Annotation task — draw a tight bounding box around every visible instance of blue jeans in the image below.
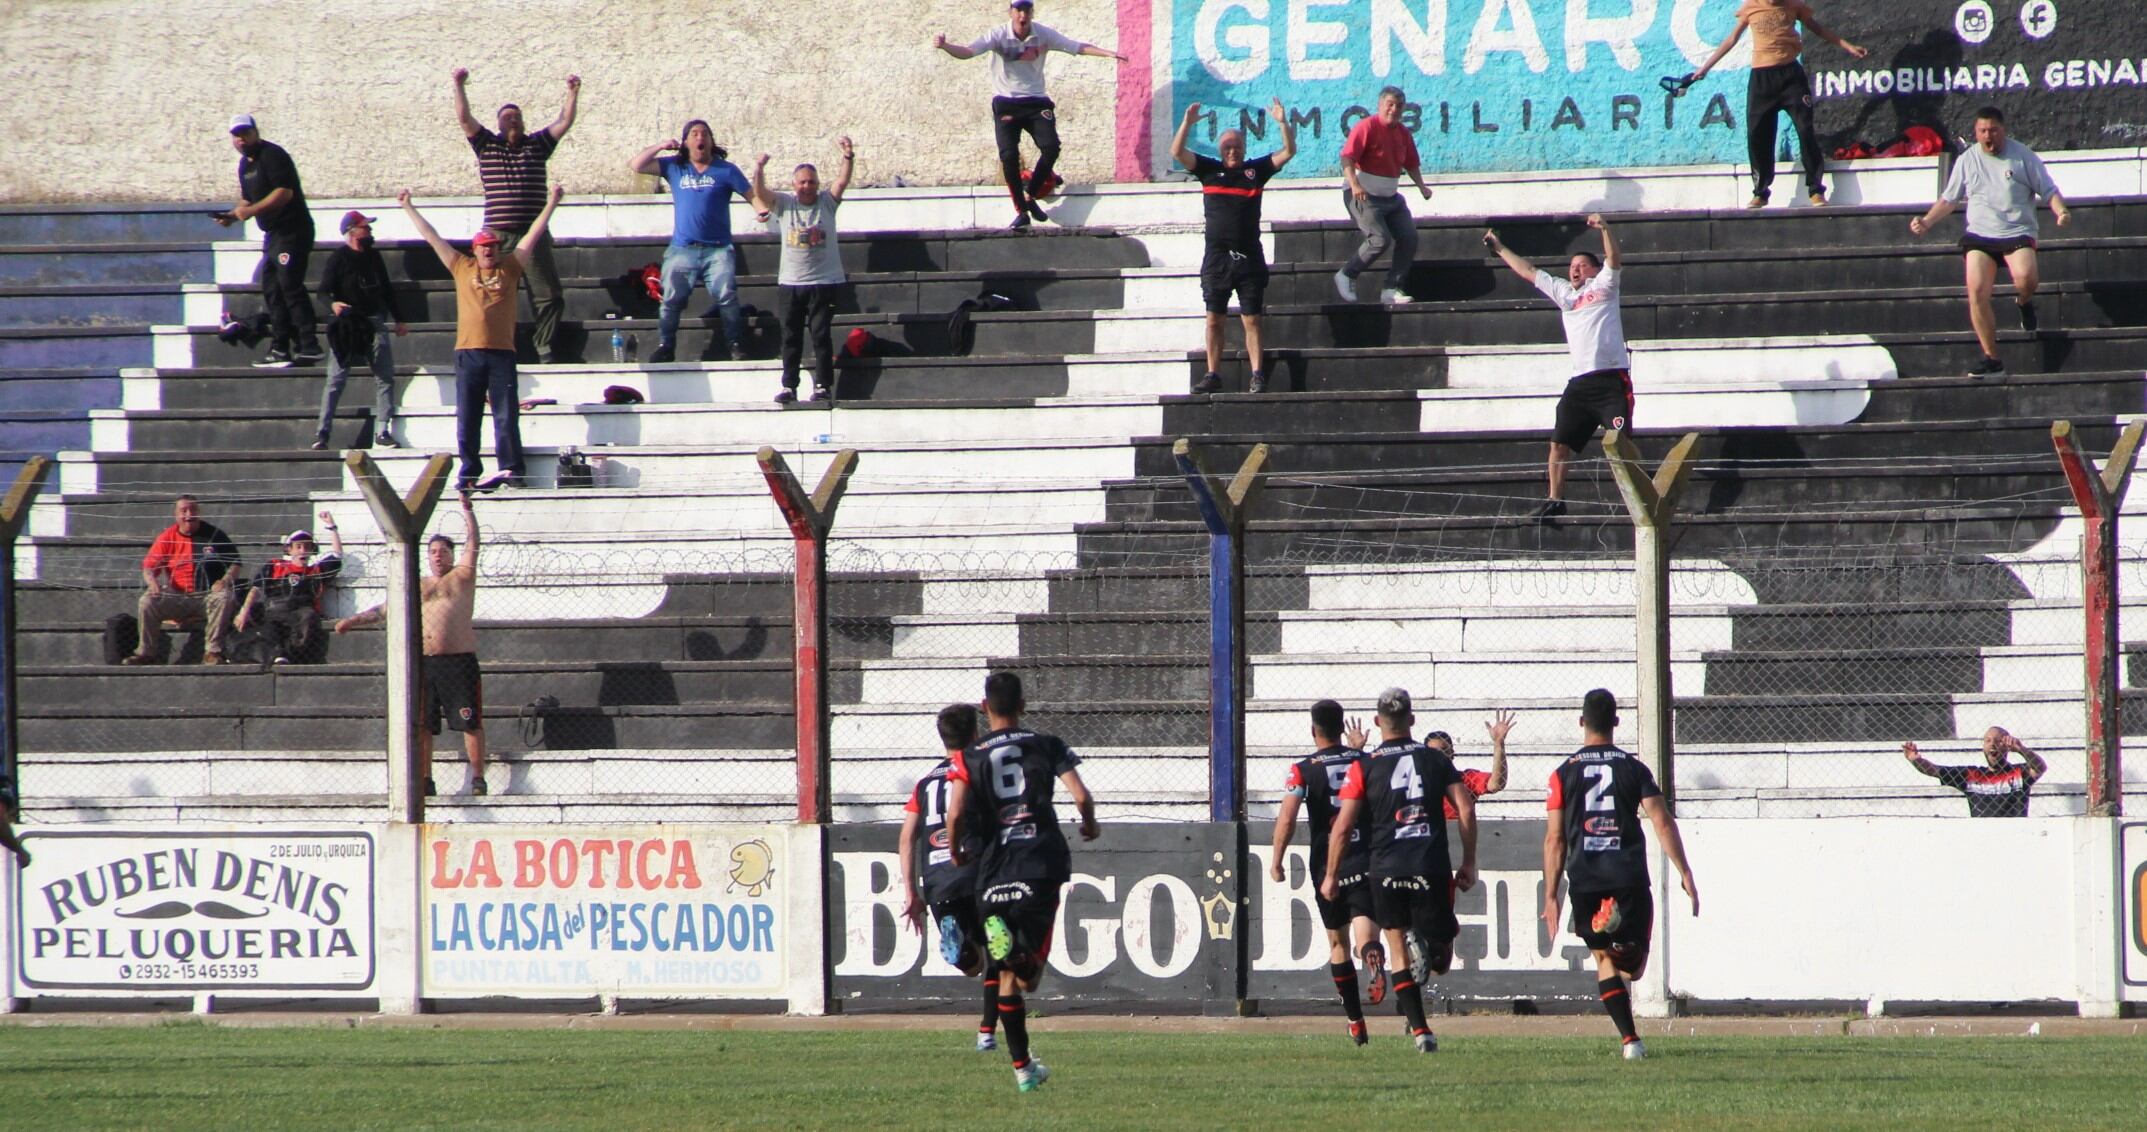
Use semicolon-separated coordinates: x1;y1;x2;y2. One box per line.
453;348;523;484
657;242;744;350
319;327;396;438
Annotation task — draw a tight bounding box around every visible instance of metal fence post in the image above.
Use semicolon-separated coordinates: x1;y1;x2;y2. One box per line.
2051;419;2142;818
345;451;453;824
759;447;857;825
1174;438;1268;823
0;457;53;809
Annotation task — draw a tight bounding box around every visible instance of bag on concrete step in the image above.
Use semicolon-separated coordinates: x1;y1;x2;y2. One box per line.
102;613;139;666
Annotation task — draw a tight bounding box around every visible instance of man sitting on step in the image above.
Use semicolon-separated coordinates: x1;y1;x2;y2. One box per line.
1485;215;1631;525
233;513;344;665
123;495;241;666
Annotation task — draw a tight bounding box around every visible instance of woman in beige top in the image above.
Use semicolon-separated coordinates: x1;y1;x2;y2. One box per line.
1687;1;1869;208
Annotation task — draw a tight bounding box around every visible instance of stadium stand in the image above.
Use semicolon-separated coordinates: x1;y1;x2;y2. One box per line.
4;183;2145;827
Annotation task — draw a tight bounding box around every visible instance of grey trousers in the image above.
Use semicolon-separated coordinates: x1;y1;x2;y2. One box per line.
1341;188;1418;294
494;227;565;358
319;327;396;439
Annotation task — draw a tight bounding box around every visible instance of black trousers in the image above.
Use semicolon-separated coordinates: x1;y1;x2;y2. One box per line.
260;225;320;352
992;97;1061;203
781;284;840;391
263;605;322;663
1747;62;1823;198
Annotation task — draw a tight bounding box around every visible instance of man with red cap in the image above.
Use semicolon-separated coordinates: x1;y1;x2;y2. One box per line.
400;184;564;491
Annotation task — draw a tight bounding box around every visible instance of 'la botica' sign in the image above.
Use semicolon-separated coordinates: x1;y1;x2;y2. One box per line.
14;829;375;993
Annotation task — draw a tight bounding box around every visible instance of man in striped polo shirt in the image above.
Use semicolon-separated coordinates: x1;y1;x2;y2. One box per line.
453;68;580;363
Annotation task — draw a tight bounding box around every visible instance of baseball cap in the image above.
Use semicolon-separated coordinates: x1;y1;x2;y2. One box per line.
471;229;503;248
284;529;315;545
1010;0;1033;8
1377;687;1412;717
228;113;257;135
339;210;376;234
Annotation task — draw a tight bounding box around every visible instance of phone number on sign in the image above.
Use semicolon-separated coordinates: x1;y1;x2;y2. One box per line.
117;963;263;981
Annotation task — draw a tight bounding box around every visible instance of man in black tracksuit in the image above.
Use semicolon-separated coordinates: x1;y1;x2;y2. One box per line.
220;114;321;366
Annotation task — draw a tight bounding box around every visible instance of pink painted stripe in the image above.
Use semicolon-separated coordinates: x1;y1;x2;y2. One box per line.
1114;0;1153;182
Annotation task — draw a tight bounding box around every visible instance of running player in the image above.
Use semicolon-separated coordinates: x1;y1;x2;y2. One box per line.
1319;687;1478;1053
898;703;1001;1052
1269;699;1381;1045
947;672;1100;1092
1541;689;1700;1060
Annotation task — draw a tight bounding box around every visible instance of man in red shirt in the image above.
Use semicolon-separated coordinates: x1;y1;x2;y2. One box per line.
1336;87;1433;306
1431;710;1514;819
124;495;241;665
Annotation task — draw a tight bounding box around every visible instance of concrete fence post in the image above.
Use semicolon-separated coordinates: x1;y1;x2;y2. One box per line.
2051;418;2142;818
759;447;857;825
344;452;453;824
1601;429;1700;1019
1174;438;1268;823
0;457;51;1017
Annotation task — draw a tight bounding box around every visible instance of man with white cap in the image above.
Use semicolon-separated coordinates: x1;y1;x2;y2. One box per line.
218;114;321;368
399;183;564;491
315;210;407;450
234;512;344;664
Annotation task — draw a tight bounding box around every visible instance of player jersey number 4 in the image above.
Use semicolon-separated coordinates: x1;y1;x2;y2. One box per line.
1341;741;1463;879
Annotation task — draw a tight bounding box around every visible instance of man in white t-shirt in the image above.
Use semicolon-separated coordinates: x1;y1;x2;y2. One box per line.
752;138;854;404
1909;106;2071;379
932;0;1125;230
1485;215;1630;524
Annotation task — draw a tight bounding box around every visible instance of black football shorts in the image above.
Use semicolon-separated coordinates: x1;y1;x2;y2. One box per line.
1553;368;1634;453
1570;886;1654;967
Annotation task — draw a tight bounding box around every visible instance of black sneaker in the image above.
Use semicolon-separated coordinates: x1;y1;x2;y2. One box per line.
774;388;797;404
292;347;324;365
2017;301;2039;332
253;348;294;368
1533;498;1568;525
1024;200;1050;224
470;777;489;797
729;342;750;362
309;432;328;451
1191;372;1222;394
375;431;398;449
423;776;437;797
1967;355;2006;379
811;385;832;403
647;343;676;364
1248;370;1268;394
1009;213;1032;230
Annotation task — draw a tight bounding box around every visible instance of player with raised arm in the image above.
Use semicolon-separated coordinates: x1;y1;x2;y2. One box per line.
1270;699;1382;1045
1430;710;1514;819
897;703;1003;1052
946;672;1099;1092
1902;726;2047;817
1541;689;1699;1060
1319;688;1477;1053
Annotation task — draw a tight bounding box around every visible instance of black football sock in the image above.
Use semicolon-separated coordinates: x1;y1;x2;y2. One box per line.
1000;993;1031;1066
1329;961;1364;1022
1392;975;1430;1035
980;973;1001;1034
1599;976;1638;1042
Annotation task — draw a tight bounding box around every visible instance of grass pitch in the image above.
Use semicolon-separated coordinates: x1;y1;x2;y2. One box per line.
0;1022;2142;1130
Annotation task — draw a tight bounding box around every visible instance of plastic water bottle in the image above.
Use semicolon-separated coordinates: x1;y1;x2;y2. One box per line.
610;328;626;364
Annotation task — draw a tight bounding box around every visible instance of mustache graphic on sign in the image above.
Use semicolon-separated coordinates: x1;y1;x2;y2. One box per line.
115;900;269;920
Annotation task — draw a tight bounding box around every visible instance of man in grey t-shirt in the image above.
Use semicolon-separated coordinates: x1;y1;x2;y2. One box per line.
751;138;853;404
1909;106;2072;379
933;0;1125;230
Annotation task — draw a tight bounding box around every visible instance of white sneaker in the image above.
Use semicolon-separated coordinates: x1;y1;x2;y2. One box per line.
976;1031;997;1052
1015;1059;1051;1092
1623;1038;1647;1060
1413;1031;1439;1053
1333;270;1357;301
1380;288;1408;307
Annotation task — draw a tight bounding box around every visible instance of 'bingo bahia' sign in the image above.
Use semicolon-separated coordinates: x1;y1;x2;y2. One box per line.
15;829;375;993
423;825;789;998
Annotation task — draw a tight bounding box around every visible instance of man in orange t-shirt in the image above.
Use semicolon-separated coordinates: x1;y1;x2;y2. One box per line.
399;183;563;491
1335;86;1433;307
1686;1;1869;208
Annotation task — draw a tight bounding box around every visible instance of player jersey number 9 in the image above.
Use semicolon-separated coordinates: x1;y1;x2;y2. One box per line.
990;747;1027;800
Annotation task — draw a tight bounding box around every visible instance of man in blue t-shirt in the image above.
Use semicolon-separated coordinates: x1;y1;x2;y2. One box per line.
630;120;754;363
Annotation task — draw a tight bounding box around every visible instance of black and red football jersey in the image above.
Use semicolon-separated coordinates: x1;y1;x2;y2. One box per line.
949;727;1083;886
1935;763;2034;817
1547;744;1662;893
904;758;982;904
1285;746;1369;883
1338;739;1464;881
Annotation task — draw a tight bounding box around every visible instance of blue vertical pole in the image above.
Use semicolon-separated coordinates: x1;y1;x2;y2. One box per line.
1177;447;1241;823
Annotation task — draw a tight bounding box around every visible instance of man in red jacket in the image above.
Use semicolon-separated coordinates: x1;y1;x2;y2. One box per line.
1335;86;1433;306
124;495;241;665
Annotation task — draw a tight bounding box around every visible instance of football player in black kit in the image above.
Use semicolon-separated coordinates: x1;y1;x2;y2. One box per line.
1541;689;1700;1060
1270;699;1383;1044
1319;687;1478;1053
947;672;1099;1093
897;703;1002;1053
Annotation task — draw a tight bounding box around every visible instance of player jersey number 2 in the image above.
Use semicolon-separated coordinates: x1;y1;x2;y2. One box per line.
989;748;1027;800
1582;764;1614;811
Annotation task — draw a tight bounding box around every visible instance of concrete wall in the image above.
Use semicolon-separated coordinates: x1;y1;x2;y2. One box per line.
0;0;1130;203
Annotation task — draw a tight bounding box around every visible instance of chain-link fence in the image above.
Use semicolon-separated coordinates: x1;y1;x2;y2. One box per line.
10;477;389;816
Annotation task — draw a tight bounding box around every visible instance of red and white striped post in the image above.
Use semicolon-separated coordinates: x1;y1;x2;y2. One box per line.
2051;419;2142;818
759;447;857;825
